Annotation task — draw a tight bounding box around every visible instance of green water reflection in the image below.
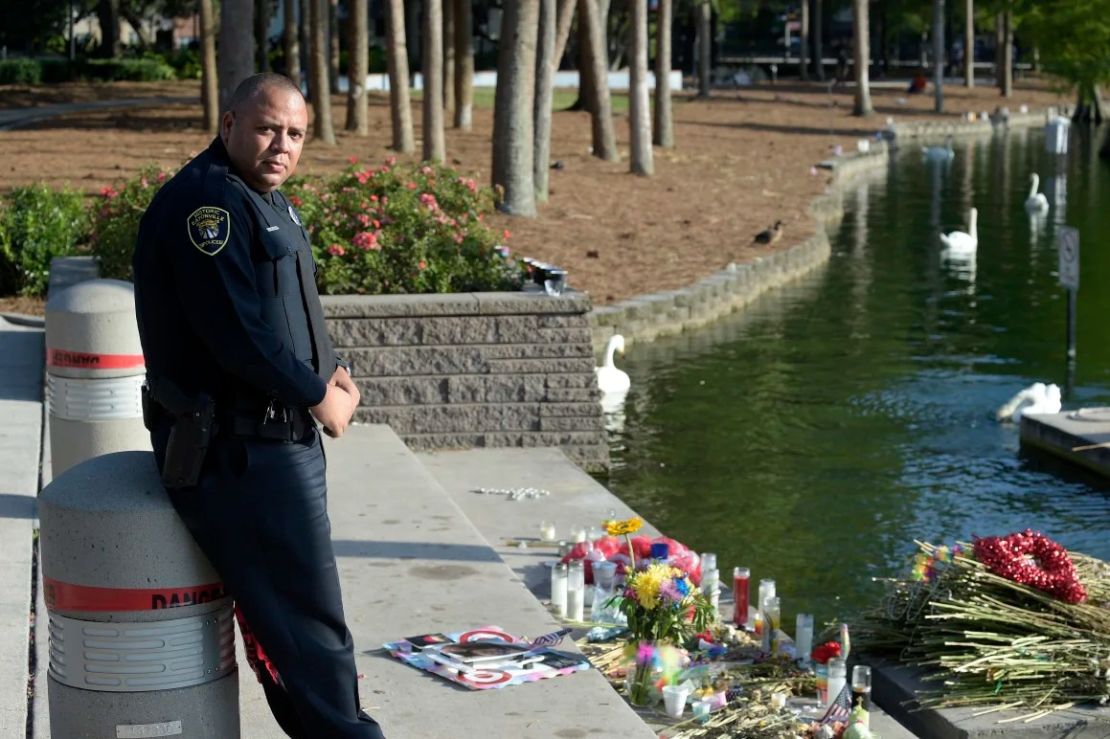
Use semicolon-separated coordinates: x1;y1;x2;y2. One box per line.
602;125;1110;627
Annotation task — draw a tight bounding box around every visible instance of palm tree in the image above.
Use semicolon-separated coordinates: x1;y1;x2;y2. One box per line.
629;0;652;174
492;0;539;216
534;0;556;201
423;0;447;162
653;0;674;147
799;0;809;80
813;0;824;80
255;0;271;72
453;0;474;129
852;0;872;116
552;0;578;70
200;0;218;132
217;0;254;113
309;0;336;143
964;0;974;87
346;0;368;134
328;0;340;94
283;0;301;89
444;0;455;115
1000;8;1013;97
934;0;945;112
385;0;415;152
578;0;617;160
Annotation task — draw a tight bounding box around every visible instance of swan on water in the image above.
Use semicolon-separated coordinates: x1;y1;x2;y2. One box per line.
922;136;955;162
1024;173;1050;215
939;207;978;254
996;382;1062;423
596;334;631;395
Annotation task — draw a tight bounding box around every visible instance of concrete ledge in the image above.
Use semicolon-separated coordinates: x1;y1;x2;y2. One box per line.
1020;410;1110;479
872;660;1110;738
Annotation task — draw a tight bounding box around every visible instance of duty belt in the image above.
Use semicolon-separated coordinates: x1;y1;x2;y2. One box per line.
223;401;313;442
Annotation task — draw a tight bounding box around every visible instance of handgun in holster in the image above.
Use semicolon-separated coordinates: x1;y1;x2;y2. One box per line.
142;377;216;490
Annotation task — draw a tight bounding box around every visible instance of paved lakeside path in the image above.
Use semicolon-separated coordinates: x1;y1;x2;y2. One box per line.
0;96;196;131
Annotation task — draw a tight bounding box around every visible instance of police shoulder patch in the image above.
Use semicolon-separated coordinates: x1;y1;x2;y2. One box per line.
187;206;231;256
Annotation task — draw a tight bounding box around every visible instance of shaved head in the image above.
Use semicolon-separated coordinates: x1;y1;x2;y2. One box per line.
227;73;304;115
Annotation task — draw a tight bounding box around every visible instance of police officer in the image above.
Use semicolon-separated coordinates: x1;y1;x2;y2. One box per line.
133;73;385;738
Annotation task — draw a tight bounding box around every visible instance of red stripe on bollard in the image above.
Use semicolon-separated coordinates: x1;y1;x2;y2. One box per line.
43;577;227;611
46;348;145;370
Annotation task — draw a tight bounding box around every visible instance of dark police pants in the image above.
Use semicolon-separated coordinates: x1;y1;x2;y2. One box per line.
154;425;385;739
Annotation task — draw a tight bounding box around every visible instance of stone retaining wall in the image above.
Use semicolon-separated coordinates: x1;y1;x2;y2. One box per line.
322;292;608;472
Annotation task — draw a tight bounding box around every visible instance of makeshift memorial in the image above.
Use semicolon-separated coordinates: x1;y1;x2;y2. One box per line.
561;533;702;585
383;626;589;690
855;534;1110;718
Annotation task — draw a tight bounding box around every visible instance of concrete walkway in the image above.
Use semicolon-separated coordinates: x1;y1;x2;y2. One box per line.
0;317;44;735
0;96;196;131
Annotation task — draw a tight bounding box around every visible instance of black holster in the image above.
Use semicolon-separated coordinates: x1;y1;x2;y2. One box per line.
143;377;216;490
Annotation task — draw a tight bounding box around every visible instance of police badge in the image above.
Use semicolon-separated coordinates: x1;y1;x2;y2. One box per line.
288;204;302;226
187;206;231;255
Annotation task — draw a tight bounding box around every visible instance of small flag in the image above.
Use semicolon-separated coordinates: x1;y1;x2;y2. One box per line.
820;683;853;725
529;628;571;648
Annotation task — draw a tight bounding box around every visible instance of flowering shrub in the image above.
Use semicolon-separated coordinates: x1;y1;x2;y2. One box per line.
286;158;521;295
0;184;89;296
89;167;172;281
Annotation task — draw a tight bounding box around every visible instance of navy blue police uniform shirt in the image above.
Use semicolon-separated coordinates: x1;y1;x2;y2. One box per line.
133;136;334;411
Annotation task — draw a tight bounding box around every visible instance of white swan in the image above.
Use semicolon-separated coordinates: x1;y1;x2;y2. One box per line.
596;335;630;395
996;382;1062;423
922;136;955;162
939;207;978;254
1024;173;1049;215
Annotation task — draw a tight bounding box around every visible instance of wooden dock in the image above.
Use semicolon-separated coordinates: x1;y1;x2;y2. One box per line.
1020;409;1110;479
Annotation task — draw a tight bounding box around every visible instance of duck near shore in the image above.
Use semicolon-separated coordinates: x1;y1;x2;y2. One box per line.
753;220;784;245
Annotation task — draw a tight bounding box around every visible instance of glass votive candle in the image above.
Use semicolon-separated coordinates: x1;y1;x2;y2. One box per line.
550;562;568;617
795;613;814;667
852;665;872;718
557;540;572;558
539;520;556;542
567;560;585;621
762;596;781;655
691;698;712;724
701;552;717;572
571;526;587;543
826;657;847;709
543;269;567;296
732;567;750;628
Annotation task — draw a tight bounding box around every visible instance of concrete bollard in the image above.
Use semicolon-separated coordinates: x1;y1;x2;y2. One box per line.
1045;115;1070;155
45;279;150;477
40;451;239;738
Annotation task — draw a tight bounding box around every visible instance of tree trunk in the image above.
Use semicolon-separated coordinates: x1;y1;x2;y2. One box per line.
852;0;872;116
122;8;154;49
799;0;809;81
964;0;973;87
1000;9;1012;98
283;0;301;88
933;0;944;113
994;12;1003;89
96;0;121;58
255;0;271;72
629;0;652;174
346;0;368;133
579;0;617;159
444;0;455;115
534;0;556;202
310;0;336;144
552;0;577;71
572;6;596;113
328;0;340;94
218;0;255;113
453;0;474;129
812;0;824;80
653;0;673;148
200;0;219;132
492;0;539;216
299;0;310;91
696;1;710;96
423;0;446;162
386;0;415;152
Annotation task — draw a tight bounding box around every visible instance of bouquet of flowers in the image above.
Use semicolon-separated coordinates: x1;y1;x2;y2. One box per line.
609;562;714;705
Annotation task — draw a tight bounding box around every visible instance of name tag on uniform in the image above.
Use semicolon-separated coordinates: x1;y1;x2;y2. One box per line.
266;225;280;232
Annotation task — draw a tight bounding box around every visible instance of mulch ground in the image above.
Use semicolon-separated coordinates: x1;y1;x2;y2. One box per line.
0;77;1069;315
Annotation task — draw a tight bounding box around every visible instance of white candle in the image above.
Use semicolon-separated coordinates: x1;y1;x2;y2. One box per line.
540;521;556;542
551;563;568;617
567;561;585;621
795;613;814;667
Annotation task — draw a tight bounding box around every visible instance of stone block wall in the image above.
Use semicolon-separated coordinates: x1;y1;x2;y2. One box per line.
322;292;608;472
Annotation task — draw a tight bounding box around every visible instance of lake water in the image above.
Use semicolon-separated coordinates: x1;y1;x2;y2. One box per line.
601;124;1110;626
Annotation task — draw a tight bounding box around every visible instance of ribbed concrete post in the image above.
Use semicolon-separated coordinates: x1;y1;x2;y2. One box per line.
45;279;150;476
40;451;239;738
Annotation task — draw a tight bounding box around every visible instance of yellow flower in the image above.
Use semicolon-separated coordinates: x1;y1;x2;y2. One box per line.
606;516;643;537
632;563;677;610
